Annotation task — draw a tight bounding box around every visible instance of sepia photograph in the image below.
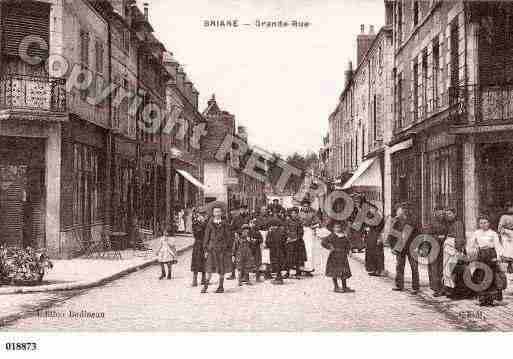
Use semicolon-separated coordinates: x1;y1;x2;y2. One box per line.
1;0;513;355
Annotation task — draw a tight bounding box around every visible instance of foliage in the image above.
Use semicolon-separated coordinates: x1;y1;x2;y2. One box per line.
0;246;53;286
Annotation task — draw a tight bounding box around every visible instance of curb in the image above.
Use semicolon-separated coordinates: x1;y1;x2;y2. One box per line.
0;244;194;296
350;250;496;330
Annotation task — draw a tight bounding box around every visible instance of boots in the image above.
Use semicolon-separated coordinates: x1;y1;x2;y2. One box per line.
200;273;207;285
192;272;199;287
159;264;166;280
216;277;225;293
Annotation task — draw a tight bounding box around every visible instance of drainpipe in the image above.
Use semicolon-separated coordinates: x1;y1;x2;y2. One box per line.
105;8;113;234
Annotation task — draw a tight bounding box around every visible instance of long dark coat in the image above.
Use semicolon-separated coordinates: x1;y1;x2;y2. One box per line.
233;236;255;271
285;218;306;267
191;219;206;272
203;219;233;275
249;228;263;267
265;227;287;273
364;219;385;273
321;233;352;279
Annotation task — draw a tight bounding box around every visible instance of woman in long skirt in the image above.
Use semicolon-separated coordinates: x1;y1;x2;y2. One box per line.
469;215;505;306
191;209;207;287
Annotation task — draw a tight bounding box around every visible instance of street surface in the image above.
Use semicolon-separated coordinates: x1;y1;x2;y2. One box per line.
3;239;470;331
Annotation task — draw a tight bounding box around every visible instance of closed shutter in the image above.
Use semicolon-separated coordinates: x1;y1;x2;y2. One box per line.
1;1;50;59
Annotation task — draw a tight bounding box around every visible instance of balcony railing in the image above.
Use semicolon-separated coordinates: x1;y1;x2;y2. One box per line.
394;88;465;134
0;74;66;113
449;84;513;124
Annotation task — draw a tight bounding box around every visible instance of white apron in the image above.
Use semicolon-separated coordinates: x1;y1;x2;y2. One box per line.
442;237;458;289
301;227;316;272
260;230;270;265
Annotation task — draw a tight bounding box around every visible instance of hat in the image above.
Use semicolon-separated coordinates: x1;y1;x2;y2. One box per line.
240;224;250;230
290;207;299;213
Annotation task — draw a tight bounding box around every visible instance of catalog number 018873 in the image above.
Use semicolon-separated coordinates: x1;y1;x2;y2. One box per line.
5;342;38;351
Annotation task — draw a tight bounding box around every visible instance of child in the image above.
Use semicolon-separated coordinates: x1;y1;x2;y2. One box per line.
321;220;354;293
233;224;256;286
156;228;178;280
265;219;287;285
248;219;264;282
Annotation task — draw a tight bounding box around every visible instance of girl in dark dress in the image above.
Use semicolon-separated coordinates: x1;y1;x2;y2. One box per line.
248;219;264;282
233;224;256;286
321;220;354;293
191;209;207;287
265;219;287;285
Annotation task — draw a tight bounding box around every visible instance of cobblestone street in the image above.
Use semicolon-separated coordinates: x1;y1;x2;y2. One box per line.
3;239;473;331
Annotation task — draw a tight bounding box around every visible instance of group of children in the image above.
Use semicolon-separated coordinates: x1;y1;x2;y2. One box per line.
156;204;356;295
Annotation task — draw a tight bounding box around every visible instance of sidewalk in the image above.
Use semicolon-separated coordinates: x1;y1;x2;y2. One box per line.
0;234;194;295
351;248;513;331
0;234;194;327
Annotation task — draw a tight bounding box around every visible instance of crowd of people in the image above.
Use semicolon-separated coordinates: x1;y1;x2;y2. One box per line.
188;199;321;293
157;194;513;306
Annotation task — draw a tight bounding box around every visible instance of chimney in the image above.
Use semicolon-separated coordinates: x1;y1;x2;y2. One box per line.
356;24;377;65
344;61;353;88
184;75;193;102
192;87;199;109
163;51;178;83
237;126;248;141
385;1;394;26
143;2;149;21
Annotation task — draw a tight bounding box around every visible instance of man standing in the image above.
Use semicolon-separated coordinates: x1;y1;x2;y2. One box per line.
298;199;318;276
425;207;447;297
202;206;233;293
363;199;385;277
387;202;420;294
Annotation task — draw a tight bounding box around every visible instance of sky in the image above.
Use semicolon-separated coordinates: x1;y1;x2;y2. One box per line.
139;0;384;157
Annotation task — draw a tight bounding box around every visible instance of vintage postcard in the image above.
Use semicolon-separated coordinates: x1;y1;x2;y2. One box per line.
1;0;513;354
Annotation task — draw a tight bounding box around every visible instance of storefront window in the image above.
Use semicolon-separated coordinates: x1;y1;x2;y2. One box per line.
72;143;105;227
425;146;460;223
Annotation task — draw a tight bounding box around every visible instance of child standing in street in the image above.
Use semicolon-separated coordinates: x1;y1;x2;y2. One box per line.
156;228;178;280
265;218;287;285
233;224;256;286
321;220;354;293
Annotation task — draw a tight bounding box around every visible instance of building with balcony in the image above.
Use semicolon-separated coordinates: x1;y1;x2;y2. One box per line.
391;1;513;233
0;0;206;257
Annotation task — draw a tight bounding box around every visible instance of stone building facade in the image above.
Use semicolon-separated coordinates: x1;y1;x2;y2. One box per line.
328;20;394;214
0;0;204;257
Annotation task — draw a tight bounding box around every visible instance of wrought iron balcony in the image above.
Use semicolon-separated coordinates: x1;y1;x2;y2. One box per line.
0;74;67;113
449;84;513;124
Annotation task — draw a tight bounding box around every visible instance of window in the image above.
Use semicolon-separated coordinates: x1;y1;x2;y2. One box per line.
422;50;428;117
73;143;105;226
123;30;130;53
80;30;90;67
426;146;459;222
95;41;104;73
413;1;419;27
396;1;403;44
395;71;403;131
413;61;419;122
432;39;440;109
373;95;378;140
450;22;459;87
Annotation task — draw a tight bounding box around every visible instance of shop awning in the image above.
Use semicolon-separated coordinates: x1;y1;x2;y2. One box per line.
342;157;381;190
176;169;206;190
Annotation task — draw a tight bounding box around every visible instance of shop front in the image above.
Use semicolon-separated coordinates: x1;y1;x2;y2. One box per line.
420;131;463;227
390;137;421;223
342;155;384;211
0;137;46;249
476;138;513;228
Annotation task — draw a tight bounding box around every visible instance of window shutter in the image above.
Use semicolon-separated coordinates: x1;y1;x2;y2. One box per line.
1;1;50;59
